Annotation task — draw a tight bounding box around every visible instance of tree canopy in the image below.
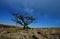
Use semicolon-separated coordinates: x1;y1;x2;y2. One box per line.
12;13;36;29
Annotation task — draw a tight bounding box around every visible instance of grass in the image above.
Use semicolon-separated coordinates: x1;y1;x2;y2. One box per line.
0;36;10;39
10;29;20;33
10;28;27;33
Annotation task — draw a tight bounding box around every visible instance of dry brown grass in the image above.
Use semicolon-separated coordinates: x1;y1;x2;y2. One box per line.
0;24;60;35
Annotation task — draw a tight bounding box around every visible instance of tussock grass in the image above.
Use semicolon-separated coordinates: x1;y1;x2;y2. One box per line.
0;36;10;39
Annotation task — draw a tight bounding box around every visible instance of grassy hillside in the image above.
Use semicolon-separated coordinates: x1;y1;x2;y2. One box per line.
0;24;60;39
0;24;22;28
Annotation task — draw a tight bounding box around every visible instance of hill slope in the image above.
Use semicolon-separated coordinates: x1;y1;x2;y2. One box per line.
0;24;60;39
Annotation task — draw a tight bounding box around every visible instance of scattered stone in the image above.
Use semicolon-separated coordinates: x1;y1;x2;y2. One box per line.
37;32;41;34
32;35;38;39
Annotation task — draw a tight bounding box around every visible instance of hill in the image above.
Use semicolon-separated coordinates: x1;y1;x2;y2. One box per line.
0;24;60;39
0;24;22;28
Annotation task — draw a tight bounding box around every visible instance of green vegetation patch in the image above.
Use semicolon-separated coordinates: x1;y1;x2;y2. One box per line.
0;36;10;39
10;29;20;33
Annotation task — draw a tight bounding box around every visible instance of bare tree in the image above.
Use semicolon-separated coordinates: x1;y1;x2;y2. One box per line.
12;13;36;29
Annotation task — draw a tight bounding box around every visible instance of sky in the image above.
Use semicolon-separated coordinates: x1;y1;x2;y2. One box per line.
0;0;60;28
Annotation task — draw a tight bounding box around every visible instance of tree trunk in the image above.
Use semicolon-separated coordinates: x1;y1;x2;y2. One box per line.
23;26;30;29
23;26;28;29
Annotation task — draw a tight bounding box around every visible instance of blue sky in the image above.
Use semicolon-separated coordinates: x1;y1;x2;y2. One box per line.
0;0;60;28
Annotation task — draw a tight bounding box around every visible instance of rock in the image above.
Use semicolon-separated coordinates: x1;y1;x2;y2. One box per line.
37;32;41;34
32;35;38;39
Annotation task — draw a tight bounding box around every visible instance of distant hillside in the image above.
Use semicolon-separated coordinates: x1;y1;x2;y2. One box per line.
0;24;22;28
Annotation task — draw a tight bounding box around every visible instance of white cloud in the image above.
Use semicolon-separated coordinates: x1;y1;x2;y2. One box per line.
23;8;34;14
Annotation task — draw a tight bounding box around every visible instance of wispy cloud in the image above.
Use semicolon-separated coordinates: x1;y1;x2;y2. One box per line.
0;0;60;27
23;8;34;14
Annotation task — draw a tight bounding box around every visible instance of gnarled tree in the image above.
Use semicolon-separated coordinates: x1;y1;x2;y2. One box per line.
12;13;36;29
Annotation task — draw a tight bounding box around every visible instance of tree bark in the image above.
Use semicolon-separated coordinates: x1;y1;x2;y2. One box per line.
23;26;27;29
23;26;30;29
